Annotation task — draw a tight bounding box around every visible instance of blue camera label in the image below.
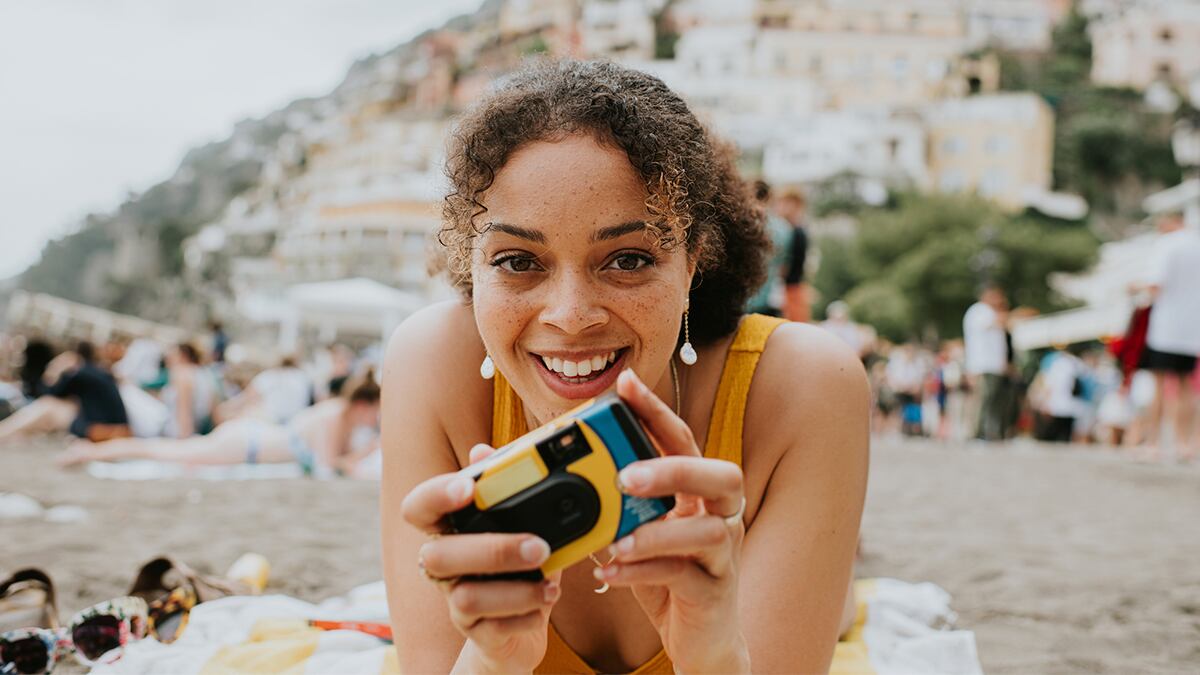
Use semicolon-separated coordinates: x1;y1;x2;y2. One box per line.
581;404;672;538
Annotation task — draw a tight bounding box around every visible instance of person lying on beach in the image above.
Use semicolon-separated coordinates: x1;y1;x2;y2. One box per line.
58;369;380;478
380;59;869;674
0;341;131;444
213;356;313;425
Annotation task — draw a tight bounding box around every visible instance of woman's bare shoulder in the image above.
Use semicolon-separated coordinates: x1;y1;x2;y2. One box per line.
382;300;490;452
747;322;870;453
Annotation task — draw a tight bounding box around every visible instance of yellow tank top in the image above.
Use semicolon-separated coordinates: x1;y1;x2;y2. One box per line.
490;314;786;674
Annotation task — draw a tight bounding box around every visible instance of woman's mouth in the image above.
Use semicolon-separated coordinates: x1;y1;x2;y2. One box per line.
529;348;630;399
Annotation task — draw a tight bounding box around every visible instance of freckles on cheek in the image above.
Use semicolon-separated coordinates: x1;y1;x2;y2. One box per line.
474;288;536;354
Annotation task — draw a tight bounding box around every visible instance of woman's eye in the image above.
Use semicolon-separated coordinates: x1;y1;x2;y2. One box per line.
607;253;653;271
491;254;541;273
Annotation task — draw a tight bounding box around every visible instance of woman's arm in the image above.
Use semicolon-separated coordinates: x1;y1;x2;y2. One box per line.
381;308;472;673
739;325;870;672
383;303;561;673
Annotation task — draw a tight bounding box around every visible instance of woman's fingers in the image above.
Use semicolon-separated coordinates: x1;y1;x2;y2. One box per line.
400;472;476;533
448;580;559;625
469;443;497;465
464;610;546;652
617;369;701;458
593;556;695;587
604;515;738;577
420;533;550;578
618;456;744;520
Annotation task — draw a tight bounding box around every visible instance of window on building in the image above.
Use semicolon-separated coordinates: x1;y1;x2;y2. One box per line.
941;136;965;155
939;169;966;192
892;57;909;78
980;168;1009;197
1160;28;1173;42
984;134;1010;155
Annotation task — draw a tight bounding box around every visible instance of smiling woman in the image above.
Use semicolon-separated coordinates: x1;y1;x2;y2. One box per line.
380;58;870;674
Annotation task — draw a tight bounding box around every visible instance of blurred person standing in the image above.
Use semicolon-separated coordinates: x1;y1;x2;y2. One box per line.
1137;212;1200;459
938;341;970;441
777;187;812;323
886;343;927;437
746;180;792;317
820;300;868;359
1033;345;1088;443
210;321;229;364
963;284;1009;441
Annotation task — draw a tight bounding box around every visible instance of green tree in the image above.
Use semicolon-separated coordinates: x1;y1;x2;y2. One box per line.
815;193;1099;342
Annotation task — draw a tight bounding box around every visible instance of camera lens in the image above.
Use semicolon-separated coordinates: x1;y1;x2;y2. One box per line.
558;497;575;514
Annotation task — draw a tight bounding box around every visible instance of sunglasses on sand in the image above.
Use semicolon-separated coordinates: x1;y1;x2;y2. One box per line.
0;597;147;675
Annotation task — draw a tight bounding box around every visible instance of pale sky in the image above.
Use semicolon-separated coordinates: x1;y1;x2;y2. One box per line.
0;0;484;280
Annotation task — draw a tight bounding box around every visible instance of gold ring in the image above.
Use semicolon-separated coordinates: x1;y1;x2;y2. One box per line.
721;497;746;528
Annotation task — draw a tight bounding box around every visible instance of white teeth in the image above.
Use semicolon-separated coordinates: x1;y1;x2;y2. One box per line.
538;350;623;380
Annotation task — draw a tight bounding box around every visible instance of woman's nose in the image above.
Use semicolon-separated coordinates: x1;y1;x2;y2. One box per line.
538;272;607;335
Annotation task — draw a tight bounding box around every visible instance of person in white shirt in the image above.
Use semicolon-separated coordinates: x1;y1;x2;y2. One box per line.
1138;213;1200;459
215;357;314;425
819;301;867;358
963;284;1010;441
1035;347;1089;443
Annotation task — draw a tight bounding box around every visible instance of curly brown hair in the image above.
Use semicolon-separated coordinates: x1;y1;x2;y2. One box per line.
438;58;768;346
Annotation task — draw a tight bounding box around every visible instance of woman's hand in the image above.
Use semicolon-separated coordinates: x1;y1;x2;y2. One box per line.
400;444;562;674
598;369;751;674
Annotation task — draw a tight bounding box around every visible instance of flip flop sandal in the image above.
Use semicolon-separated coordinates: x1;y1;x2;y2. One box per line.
0;570;58;634
127;556;266;644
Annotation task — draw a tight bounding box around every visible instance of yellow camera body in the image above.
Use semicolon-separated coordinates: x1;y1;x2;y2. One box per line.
448;393;674;578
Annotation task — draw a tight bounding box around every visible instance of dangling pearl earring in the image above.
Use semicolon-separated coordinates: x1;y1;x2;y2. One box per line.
480;354;495;379
679;309;697;365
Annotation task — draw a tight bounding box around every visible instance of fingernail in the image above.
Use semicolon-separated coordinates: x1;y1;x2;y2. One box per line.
594;564;617;580
543;581;560;603
521;538;550;563
618;466;649;492
448;477;474;502
616;536;635;555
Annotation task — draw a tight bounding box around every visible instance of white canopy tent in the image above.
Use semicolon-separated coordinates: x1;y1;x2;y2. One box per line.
280;277;427;349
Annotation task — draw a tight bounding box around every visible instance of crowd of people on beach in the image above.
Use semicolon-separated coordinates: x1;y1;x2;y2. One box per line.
748;188;1200;461
0;327;382;478
2;183;1196;470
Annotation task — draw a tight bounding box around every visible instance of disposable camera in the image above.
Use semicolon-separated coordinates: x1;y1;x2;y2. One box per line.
448;393;675;579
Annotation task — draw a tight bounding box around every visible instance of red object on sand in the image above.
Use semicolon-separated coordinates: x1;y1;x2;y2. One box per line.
308;620;393;642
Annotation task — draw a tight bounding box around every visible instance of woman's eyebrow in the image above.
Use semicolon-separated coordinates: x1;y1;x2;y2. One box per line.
482;222;546;244
591;221;647;242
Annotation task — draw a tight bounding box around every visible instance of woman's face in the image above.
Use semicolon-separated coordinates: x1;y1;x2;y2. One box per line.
471;133;693;424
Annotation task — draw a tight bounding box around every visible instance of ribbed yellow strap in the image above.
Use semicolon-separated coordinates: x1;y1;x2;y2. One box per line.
491;369;527;447
701;314;787;464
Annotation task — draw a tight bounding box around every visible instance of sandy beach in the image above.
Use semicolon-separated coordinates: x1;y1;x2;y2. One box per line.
2;437;1198;673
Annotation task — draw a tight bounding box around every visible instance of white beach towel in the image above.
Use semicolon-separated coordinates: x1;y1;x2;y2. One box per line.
91;578;981;675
